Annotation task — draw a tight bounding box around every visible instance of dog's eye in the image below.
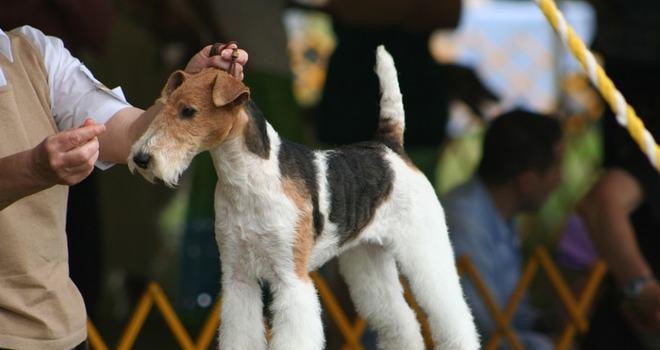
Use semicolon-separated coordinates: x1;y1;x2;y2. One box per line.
180;106;197;118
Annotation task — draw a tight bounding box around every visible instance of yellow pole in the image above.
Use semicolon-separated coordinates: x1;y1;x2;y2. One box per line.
535;0;660;171
116;284;155;350
196;298;221;350
87;320;109;350
150;283;196;350
536;247;588;332
311;272;366;350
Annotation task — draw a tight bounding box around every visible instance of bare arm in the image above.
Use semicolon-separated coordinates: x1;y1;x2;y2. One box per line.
578;168;660;329
97;104;161;164
0;149;50;210
578;168;648;285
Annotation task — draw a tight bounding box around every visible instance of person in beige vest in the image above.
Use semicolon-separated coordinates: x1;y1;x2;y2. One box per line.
0;25;247;350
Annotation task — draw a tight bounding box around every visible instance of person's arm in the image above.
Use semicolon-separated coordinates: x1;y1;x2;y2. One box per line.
578;168;660;329
0;119;105;210
98;43;249;164
20;25;248;165
578;168;649;286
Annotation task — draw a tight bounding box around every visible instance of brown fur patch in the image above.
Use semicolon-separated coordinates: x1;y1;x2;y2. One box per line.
152;69;250;154
378;118;404;147
374;119;418;171
282;178;314;281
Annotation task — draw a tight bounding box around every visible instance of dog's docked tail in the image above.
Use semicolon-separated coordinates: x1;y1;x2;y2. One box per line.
374;45;405;149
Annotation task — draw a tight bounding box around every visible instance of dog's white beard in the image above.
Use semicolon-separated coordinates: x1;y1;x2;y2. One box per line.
128;147;194;188
150;149;194;187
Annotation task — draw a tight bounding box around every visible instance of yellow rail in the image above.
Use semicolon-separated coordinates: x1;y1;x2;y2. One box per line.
88;246;605;350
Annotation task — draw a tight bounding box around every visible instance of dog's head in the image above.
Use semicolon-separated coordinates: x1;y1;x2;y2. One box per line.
128;68;250;186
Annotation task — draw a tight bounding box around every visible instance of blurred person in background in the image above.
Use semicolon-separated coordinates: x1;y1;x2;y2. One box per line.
443;110;564;350
579;1;660;349
0;22;246;349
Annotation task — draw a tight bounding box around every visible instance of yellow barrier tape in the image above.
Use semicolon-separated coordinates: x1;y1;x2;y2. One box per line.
535;0;660;171
88;247;605;350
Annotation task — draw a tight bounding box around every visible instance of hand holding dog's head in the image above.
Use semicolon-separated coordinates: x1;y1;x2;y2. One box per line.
128;68;250;186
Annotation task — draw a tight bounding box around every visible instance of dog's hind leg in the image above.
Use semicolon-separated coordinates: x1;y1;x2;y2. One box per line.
392;214;480;350
339;243;425;350
268;275;324;350
218;264;267;350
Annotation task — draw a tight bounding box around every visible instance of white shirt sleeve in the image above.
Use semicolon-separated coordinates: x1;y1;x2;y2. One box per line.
17;25;131;128
18;25;132;169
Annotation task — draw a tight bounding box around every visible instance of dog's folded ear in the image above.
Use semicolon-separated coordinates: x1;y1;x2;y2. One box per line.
162;70;189;97
213;71;250;107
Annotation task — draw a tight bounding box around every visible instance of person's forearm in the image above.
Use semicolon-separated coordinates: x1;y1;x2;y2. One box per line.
0;148;51;210
98;101;163;164
578;170;650;286
581;202;651;285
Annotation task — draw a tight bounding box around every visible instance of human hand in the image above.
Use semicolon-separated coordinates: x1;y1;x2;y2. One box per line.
31;118;106;186
184;42;249;80
623;279;660;333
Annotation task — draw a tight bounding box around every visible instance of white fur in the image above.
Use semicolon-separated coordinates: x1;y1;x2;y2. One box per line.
375;45;405;134
308;151;341;269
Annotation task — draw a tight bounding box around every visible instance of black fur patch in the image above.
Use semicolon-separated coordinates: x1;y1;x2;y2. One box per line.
243;100;270;159
278;140;324;236
326;142;394;244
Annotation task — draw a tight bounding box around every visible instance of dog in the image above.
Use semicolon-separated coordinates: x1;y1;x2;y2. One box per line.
128;46;479;350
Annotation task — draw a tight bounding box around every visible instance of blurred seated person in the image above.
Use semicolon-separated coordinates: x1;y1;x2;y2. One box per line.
577;0;660;349
443;110;564;350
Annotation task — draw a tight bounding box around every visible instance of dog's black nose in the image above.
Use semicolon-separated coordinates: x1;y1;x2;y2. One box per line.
133;152;151;169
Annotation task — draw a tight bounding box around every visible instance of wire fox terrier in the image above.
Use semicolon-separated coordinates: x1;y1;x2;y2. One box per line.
128;46;479;350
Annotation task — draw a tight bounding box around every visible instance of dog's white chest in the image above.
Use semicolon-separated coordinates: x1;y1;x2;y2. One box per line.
213;180;300;278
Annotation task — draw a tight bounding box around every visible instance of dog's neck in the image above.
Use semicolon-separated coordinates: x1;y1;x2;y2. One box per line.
209;101;280;194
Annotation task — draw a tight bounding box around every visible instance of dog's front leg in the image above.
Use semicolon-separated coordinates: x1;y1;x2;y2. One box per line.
269;275;324;350
218;263;267;350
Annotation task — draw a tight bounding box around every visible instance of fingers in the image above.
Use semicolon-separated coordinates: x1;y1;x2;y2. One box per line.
206;43;248;80
61;137;101;169
80;117;96;128
208;55;245;80
220;47;248;66
34;122;104;186
52;136;100;185
186;43;249;79
55;121;105;151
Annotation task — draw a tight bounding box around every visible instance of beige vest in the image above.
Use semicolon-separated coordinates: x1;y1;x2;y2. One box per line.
0;30;86;350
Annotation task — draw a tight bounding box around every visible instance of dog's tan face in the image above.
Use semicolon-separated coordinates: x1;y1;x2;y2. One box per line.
128;68;250;186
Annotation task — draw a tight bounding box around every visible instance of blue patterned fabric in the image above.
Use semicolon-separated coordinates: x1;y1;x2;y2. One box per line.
443;178;553;350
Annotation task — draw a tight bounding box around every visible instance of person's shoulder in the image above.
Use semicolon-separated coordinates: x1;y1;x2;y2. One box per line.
10;25;45;40
443;178;486;208
442;178;493;230
11;25;65;54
